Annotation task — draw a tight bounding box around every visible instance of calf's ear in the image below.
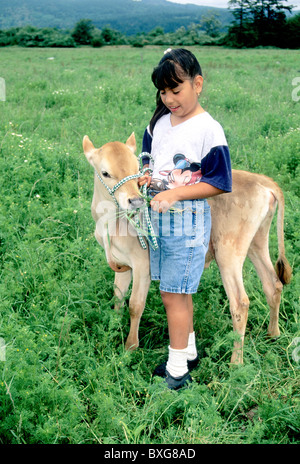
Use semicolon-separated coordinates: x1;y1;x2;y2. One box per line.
83;135;96;165
126;132;136;154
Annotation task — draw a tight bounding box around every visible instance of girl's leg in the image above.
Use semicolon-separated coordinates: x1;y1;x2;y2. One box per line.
186;294;198;362
187;294;194;334
160;291;192;349
159;291;196;382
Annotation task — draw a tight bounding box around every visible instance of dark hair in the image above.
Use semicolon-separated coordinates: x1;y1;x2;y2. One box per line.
149;49;202;134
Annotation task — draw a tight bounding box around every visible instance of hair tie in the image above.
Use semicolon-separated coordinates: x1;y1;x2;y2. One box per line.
164;48;172;55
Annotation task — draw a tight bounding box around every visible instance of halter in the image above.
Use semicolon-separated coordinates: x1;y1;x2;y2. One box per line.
94;152;158;250
95;169;142;207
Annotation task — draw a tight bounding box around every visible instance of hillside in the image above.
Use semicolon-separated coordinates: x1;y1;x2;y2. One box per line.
0;0;233;34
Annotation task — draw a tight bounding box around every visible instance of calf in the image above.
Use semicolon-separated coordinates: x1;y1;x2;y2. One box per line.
207;170;292;363
83;133;292;364
83;133;150;350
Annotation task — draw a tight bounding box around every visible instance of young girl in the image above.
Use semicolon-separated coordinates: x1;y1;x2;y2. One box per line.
139;48;232;390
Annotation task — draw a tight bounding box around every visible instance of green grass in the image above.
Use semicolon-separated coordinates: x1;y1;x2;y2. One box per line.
0;46;299;444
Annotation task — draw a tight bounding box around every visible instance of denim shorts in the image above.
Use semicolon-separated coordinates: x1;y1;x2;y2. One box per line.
148;199;211;294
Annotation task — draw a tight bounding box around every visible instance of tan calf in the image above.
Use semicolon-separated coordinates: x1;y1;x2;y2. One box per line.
83;133;150;350
83;134;292;364
207;170;292;363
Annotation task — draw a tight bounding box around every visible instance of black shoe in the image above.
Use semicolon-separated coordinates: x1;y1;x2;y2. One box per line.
164;370;192;390
153;355;199;378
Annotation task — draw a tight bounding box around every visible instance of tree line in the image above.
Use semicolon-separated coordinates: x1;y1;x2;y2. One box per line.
0;16;226;49
0;0;299;49
226;0;299;48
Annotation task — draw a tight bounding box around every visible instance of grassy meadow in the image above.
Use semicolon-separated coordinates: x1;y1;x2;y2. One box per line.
0;46;299;444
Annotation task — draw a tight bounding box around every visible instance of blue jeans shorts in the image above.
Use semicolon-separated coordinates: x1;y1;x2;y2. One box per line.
149;199;211;294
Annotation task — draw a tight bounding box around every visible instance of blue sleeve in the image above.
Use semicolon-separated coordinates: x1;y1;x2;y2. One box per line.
141;129;152;166
200;145;232;192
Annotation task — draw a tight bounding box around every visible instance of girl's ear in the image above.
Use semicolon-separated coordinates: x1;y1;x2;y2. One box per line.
194;75;203;96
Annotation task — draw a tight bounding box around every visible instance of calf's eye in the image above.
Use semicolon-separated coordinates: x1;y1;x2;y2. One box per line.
102;171;111;178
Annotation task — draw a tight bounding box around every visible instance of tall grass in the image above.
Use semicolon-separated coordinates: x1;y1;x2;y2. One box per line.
0;46;299;444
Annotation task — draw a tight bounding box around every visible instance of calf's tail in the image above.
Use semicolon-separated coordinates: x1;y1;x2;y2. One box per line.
274;187;292;285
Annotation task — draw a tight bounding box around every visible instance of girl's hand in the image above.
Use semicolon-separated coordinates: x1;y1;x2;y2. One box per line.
138;173;152;188
150;189;178;213
138;165;152;188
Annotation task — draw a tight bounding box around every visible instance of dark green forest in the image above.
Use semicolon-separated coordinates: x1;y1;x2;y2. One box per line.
0;0;233;34
0;0;299;49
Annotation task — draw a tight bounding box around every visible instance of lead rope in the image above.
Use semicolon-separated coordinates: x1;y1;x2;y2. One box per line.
94;152;158;251
136;152;158;251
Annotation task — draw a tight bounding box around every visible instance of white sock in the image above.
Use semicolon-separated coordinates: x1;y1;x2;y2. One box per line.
166;346;188;378
187;331;197;361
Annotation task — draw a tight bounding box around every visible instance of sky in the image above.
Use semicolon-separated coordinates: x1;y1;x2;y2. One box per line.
167;0;300;11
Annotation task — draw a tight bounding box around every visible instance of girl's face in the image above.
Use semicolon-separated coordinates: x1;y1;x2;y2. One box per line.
160;75;203;124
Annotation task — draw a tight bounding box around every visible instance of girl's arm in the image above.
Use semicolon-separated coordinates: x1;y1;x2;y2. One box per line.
150;182;224;213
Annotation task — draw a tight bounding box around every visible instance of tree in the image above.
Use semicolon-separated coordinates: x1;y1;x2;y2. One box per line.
229;0;252;30
71;19;94;45
251;0;292;45
98;26;127;45
227;0;255;46
227;0;294;47
91;28;105;47
284;13;300;48
148;27;165;37
200;13;222;37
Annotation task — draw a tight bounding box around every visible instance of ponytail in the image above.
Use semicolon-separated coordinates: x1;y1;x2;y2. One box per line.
149;91;170;135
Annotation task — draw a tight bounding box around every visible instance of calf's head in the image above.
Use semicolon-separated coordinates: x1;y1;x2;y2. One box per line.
83;133;143;210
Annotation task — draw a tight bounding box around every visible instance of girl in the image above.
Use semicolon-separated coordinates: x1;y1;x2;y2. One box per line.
139;49;232;390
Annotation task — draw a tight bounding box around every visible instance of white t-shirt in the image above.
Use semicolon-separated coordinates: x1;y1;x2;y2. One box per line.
142;112;232;192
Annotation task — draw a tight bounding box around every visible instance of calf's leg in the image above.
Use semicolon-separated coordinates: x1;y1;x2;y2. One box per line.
125;269;150;351
217;255;249;364
114;270;132;311
248;230;283;339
